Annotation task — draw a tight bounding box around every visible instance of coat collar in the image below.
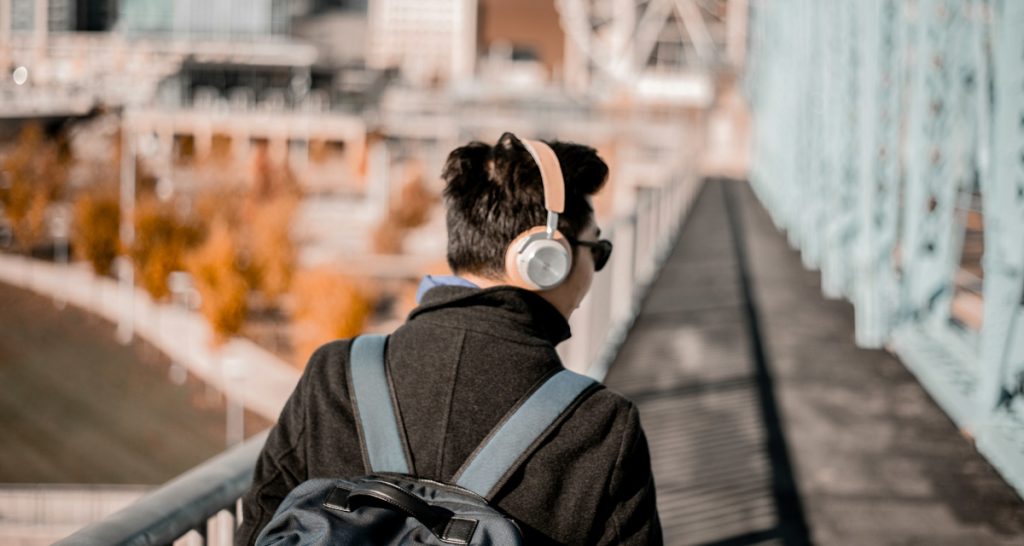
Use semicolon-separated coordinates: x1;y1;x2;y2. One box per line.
408;285;572;346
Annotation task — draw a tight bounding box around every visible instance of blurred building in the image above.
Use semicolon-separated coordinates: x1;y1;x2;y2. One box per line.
0;0;749;273
75;0;117;31
290;0;368;65
5;0;137;33
117;0;292;37
475;0;564;89
367;0;476;84
8;0;73;31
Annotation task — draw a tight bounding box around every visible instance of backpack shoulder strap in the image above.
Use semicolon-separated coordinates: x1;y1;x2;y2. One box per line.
348;334;412;474
453;369;598;499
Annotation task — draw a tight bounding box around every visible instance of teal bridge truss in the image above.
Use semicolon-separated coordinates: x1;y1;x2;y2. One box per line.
747;0;1024;498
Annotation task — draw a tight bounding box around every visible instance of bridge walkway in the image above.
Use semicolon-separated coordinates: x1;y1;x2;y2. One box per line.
603;179;1024;545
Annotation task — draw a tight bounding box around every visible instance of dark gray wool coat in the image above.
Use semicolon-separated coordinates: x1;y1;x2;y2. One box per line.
236;285;662;545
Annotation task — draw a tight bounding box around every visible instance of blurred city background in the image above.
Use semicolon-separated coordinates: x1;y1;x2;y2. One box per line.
0;0;1022;545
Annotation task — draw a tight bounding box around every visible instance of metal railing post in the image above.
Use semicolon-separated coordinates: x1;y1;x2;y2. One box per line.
56;431;267;546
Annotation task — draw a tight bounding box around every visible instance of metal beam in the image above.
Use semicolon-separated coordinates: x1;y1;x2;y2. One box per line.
747;0;1024;498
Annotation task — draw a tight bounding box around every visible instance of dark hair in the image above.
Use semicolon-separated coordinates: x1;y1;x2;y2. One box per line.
441;132;609;278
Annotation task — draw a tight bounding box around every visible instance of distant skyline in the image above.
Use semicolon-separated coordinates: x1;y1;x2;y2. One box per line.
3;0;369;36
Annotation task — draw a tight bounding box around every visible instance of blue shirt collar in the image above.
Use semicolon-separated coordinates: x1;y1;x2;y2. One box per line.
416;275;479;304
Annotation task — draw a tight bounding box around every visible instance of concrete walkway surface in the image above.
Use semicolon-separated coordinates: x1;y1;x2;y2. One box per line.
605;179;1024;545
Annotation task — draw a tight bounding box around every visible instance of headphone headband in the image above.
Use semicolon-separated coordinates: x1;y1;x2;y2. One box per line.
520;138;565;214
504;135;572;291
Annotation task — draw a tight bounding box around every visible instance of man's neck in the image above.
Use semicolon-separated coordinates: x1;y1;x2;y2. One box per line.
457;273;504;290
458;273;573;320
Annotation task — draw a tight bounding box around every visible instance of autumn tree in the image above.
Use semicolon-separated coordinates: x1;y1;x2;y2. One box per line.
0;123;70;253
370;162;438;254
246;195;298;301
194;185;245;230
187;221;249;345
370;219;405;254
391;163;436;229
248;142;301;202
291;267;373;367
72;191;120;275
132;199;201;300
239;143;301;302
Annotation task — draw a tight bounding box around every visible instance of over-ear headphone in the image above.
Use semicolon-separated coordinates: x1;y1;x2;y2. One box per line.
504;137;573;291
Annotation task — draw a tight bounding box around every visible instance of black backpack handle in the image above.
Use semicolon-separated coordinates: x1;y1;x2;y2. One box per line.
324;480;480;544
346;481;441;524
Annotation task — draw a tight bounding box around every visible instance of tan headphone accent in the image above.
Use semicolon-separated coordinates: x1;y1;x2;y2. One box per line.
503;136;573;291
520;139;565;214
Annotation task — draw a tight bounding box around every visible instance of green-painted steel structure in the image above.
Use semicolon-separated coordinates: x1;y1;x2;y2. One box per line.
748;0;1024;498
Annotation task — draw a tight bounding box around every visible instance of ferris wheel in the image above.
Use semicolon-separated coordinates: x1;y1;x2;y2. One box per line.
554;0;729;83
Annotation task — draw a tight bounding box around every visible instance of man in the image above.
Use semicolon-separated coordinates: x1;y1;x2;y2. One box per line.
236;133;662;545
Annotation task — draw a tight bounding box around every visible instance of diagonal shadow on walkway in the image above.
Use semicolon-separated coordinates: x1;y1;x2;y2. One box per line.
605;179;811;546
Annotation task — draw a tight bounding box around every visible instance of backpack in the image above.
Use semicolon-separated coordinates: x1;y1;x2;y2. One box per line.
255;334;598;546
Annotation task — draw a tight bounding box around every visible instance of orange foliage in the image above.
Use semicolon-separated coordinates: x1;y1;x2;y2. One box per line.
291;267;373;366
395;279;422;319
187;221;249;345
371;219;405;254
355;133;383;183
194;185;245;229
72;191;120;276
391;164;437;229
132;199;201;300
241;146;301;301
369;163;438;254
249;143;301;202
0;123;70;252
246;195;298;300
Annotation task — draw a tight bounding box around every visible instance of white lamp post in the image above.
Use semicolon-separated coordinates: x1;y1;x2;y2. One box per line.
116;124;136;345
117;125;160;345
167;270;193;386
222;355;246;448
48;203;70;309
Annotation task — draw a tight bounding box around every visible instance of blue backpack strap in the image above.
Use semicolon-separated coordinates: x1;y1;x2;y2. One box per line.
348;335;412;474
453;369;598;499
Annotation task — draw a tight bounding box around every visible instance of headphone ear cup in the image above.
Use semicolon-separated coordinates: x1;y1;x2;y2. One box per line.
505;228;572;291
505;230;533;288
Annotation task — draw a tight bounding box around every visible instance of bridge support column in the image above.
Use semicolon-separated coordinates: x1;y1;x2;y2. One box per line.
33;0;46;59
268;135;288;166
726;0;747;69
231;129;251;166
977;0;1024;426
117;123;137;345
0;0;10;72
367;138;391;219
194;124;213;162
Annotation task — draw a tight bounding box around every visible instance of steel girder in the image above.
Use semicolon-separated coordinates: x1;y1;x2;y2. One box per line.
974;0;1024;495
853;0;904;348
747;0;1024;498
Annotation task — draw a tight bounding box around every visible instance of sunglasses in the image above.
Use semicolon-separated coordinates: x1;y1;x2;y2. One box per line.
566;237;613;272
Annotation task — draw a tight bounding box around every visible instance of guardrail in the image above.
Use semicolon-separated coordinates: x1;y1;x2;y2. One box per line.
562;174;704;380
54;432;267;546
0;484;150;545
747;0;1024;498
53;164;702;545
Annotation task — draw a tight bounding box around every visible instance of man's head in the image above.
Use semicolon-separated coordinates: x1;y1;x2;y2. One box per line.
441;132;609;317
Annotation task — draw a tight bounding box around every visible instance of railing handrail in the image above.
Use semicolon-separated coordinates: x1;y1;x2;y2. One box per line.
55;431;268;546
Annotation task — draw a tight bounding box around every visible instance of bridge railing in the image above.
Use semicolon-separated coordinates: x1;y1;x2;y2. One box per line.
747;0;1024;497
55;161;703;545
562;173;704;380
0;484;150;544
54;432;266;546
